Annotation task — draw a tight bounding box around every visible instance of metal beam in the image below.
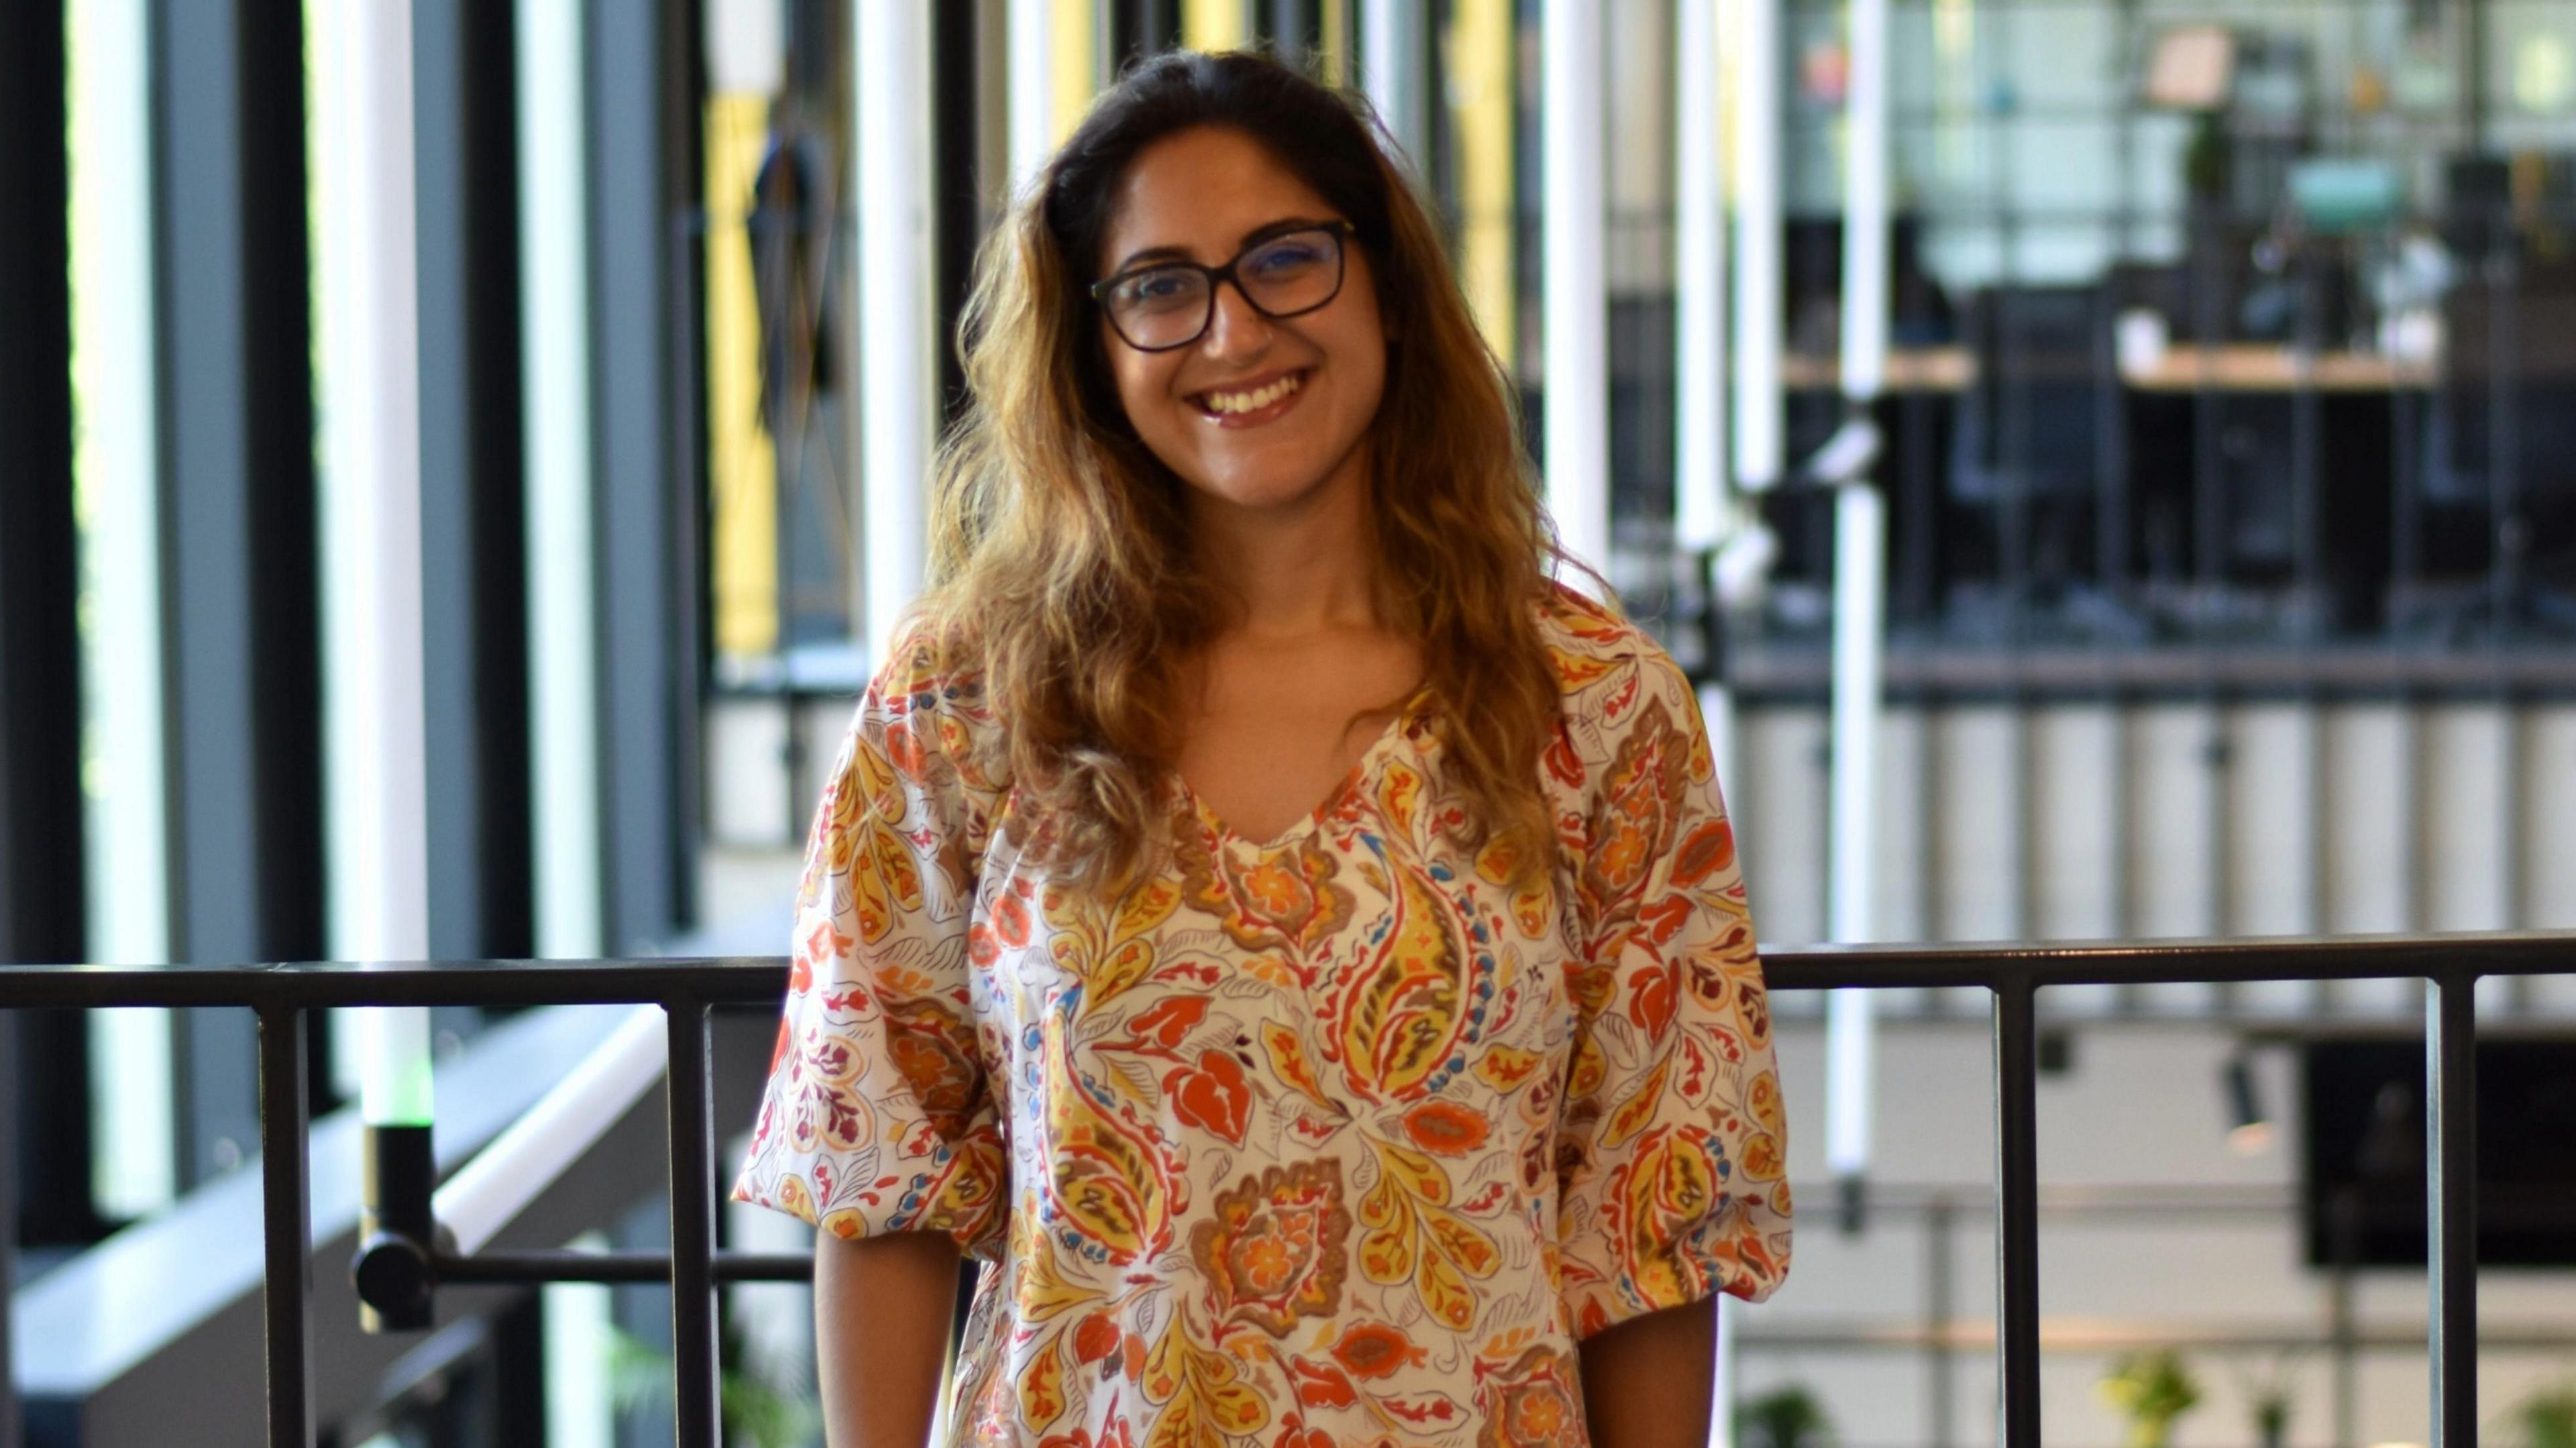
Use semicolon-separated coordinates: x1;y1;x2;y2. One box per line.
1542;0;1609;576
153;0;326;1188
415;0;533;964
1358;0;1428;168
0;0;83;974
0;28;86;1416
858;0;937;661
520;0;607;960
589;0;701;952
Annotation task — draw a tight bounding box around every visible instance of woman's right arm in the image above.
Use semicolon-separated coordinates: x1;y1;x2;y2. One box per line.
814;1230;964;1448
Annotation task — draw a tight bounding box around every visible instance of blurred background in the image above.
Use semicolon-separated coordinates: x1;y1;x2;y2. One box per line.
5;1;2576;1445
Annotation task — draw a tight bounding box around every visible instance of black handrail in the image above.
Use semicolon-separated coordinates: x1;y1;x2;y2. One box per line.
4;930;2571;1448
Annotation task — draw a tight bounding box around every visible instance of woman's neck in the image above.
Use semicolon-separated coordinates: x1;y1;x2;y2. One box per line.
1187;445;1381;638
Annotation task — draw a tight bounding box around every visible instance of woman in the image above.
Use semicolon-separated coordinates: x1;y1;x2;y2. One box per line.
733;49;1790;1448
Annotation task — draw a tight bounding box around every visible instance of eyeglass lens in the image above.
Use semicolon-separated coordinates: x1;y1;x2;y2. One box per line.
1102;228;1344;351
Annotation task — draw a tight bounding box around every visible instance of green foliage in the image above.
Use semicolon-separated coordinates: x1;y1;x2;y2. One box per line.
2513;1380;2576;1448
2100;1351;2202;1448
1736;1384;1836;1448
608;1323;823;1448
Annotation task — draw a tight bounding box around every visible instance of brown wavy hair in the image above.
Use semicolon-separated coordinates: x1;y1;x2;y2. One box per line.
914;48;1572;896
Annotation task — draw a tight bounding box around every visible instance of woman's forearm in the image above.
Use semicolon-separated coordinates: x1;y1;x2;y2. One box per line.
814;1229;963;1448
1578;1299;1718;1448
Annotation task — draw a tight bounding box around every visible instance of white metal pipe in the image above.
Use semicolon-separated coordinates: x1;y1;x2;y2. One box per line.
436;1006;667;1258
1729;0;1783;489
519;0;605;958
1008;0;1056;197
1825;0;1892;1188
1825;482;1884;1179
313;0;434;1126
858;1;937;662
1839;0;1890;401
1676;0;1729;551
69;0;178;1219
1543;0;1609;579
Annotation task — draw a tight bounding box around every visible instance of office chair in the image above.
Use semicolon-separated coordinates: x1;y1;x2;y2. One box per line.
2406;246;2576;641
1949;285;2139;642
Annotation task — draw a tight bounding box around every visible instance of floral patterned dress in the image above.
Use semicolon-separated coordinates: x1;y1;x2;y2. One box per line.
733;584;1792;1447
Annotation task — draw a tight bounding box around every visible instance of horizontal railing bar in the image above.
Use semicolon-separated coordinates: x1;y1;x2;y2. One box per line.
1735;1326;2576;1354
1;931;2567;1010
0;958;789;1009
433;1249;812;1284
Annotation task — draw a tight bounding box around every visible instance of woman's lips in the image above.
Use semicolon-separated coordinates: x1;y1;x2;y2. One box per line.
1188;368;1311;429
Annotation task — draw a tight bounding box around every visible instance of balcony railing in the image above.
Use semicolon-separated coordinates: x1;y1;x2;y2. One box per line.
3;931;2571;1448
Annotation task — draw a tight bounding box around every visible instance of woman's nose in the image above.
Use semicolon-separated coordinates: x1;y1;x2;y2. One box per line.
1199;280;1273;360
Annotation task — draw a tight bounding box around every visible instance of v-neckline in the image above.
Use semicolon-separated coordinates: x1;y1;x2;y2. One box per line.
1175;683;1433;852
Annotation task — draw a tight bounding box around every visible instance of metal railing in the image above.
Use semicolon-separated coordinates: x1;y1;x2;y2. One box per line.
3;930;2571;1447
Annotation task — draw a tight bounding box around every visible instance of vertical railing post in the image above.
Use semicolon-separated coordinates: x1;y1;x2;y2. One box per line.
665;998;721;1447
1;1013;19;1448
1992;977;2041;1448
256;1002;313;1448
2426;972;2479;1448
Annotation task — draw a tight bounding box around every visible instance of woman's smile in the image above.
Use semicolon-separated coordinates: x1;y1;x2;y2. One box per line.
1187;366;1312;427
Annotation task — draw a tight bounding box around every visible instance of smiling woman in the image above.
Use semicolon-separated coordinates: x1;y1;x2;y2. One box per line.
729;48;1790;1448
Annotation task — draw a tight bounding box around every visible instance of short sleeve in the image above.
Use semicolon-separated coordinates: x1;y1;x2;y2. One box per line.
730;630;1008;1257
1552;648;1792;1338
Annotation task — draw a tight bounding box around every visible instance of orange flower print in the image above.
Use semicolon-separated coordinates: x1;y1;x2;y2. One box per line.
1177;831;1354;955
1474;1345;1587;1448
1401;1099;1491;1156
1188;1162;1352;1337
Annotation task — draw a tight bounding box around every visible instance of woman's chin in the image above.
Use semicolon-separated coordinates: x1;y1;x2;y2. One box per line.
1179;463;1339;516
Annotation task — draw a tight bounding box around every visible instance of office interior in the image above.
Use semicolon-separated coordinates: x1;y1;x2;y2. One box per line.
3;1;2576;1445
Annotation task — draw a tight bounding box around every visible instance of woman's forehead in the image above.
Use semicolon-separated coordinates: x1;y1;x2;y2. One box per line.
1100;128;1334;268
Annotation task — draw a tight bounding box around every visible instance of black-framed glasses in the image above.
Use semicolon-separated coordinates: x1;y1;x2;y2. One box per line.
1090;221;1354;352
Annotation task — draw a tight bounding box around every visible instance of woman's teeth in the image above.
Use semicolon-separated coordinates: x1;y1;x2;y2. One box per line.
1199;372;1303;415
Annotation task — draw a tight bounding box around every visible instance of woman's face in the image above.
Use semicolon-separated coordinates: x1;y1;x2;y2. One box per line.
1094;126;1387;517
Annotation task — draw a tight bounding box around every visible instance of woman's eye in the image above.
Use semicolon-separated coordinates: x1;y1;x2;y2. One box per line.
1246;240;1327;278
1120;271;1192;302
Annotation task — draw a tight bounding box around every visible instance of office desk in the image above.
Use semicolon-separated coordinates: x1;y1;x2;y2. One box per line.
2122;345;2434;393
1780;344;2434;394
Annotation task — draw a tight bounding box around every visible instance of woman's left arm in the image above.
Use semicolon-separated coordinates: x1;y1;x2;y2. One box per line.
1578;1300;1717;1448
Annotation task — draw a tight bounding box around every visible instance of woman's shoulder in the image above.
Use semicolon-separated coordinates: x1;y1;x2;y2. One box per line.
863;619;1008;797
1529;578;1695;722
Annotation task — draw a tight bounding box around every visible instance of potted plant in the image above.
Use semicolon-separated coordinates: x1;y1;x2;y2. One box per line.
1735;1384;1835;1448
2235;1349;2306;1448
2100;1350;2202;1448
2511;1380;2576;1448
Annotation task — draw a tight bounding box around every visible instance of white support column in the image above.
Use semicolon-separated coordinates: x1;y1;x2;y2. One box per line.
1825;483;1884;1184
1361;0;1430;168
1676;0;1729;553
68;0;177;1219
858;2;938;663
1542;0;1609;579
1730;0;1783;491
312;0;434;1125
519;0;604;959
1008;0;1057;197
1825;0;1891;1203
1839;0;1890;400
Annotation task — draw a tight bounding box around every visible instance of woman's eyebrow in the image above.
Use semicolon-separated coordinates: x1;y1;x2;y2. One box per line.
1107;216;1340;276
